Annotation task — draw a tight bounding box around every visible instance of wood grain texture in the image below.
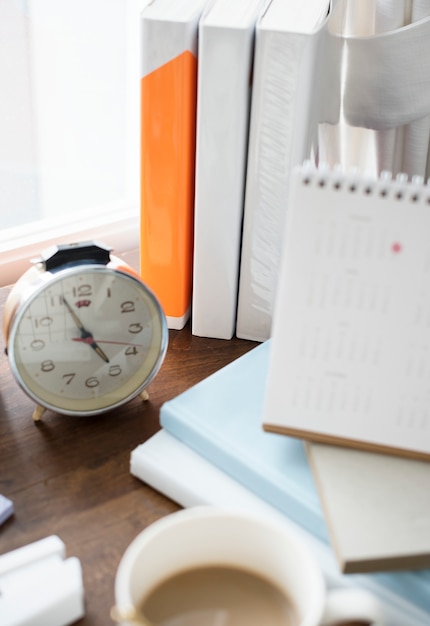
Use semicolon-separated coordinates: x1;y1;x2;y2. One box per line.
0;284;257;625
0;283;368;626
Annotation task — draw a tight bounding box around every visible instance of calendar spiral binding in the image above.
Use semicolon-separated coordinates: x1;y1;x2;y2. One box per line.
299;160;430;204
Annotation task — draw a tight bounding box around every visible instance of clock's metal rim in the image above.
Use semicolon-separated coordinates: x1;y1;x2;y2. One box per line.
6;264;169;417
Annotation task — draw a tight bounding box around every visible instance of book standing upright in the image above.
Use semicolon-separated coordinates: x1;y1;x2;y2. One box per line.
139;0;210;330
235;0;332;341
191;0;270;340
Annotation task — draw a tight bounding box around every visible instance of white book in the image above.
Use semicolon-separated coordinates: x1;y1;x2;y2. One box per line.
235;0;332;341
191;0;269;339
130;429;430;626
263;162;430;460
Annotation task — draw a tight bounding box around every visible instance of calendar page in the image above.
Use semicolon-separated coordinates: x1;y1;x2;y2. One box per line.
263;163;430;459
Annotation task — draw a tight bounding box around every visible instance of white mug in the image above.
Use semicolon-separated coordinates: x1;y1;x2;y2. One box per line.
113;506;384;626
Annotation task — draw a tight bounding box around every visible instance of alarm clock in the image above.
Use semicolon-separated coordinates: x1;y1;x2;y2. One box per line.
2;241;168;421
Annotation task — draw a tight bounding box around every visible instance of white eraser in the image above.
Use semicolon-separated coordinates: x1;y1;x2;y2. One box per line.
0;535;65;577
0;537;85;626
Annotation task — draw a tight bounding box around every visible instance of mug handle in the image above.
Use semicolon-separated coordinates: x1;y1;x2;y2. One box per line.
321;588;385;625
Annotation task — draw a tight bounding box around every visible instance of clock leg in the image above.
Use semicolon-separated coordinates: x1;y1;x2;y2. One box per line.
32;404;46;422
139;390;149;402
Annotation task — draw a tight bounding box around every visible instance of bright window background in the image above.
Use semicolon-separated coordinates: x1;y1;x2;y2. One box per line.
0;0;143;285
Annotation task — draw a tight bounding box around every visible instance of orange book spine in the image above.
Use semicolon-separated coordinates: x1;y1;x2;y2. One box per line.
140;50;197;330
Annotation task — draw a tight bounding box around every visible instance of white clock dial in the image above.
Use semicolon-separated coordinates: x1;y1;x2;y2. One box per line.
8;266;167;415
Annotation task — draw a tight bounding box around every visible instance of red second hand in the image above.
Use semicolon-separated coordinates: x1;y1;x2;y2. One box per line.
72;337;143;348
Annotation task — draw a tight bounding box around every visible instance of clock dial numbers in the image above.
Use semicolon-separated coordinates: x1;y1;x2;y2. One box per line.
9;266;167;415
31;339;45;351
41;360;55;372
120;301;135;313
73;284;92;298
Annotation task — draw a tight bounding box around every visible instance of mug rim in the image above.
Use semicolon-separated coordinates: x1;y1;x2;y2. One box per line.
115;505;325;624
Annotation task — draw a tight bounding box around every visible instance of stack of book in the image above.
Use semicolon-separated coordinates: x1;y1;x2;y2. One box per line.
130;339;430;626
139;0;430;340
139;0;333;339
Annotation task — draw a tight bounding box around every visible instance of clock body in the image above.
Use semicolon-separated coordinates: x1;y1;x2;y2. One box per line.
3;246;168;416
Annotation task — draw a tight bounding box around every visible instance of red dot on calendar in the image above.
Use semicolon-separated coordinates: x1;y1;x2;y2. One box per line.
391;242;402;254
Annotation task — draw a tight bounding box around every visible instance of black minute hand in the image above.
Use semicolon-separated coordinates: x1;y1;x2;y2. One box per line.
63;297;110;363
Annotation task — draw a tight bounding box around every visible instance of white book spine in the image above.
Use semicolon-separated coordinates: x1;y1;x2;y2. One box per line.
192;10;260;339
236;25;325;341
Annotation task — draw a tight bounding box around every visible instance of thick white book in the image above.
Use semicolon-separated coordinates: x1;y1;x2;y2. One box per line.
191;0;269;339
263;163;430;460
235;0;332;341
130;430;430;626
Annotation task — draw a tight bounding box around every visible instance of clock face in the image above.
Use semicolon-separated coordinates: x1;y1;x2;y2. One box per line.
8;266;168;415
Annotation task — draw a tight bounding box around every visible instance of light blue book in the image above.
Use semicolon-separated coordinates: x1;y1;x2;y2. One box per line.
161;340;325;540
159;340;430;616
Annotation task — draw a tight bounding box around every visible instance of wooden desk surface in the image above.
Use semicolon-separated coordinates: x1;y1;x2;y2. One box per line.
0;284;258;624
0;284;365;626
